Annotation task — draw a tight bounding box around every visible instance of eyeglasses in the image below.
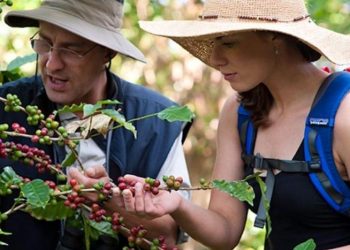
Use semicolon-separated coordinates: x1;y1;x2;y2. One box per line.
30;37;98;64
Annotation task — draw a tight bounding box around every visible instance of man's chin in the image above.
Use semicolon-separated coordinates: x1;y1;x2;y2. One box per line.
46;95;71;106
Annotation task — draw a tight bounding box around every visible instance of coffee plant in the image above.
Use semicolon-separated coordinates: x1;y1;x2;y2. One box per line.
0;81;268;250
0;85;200;249
0;2;321;247
0;54;258;250
0;56;319;250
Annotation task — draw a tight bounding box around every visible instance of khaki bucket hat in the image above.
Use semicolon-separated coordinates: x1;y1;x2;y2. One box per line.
140;0;350;66
5;0;146;62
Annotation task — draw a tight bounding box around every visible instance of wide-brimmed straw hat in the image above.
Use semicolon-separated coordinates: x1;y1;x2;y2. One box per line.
140;0;350;66
5;0;146;62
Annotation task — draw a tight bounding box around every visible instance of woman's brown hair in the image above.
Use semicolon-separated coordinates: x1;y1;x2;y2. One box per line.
239;38;320;127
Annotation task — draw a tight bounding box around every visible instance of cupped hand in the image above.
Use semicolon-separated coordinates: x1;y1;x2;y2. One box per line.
67;166;110;202
119;175;183;219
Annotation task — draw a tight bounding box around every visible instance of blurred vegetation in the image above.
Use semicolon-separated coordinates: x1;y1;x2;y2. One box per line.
0;0;349;249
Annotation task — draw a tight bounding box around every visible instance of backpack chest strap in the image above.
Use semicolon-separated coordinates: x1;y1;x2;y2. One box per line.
242;153;320;173
242;152;321;228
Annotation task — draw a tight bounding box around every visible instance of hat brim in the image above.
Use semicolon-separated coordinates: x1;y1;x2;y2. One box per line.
5;8;146;63
140;20;350;66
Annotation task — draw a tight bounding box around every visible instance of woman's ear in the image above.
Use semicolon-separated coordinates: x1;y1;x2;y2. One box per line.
271;32;288;45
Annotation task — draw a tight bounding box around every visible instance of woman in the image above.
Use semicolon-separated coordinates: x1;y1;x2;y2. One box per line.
116;0;350;249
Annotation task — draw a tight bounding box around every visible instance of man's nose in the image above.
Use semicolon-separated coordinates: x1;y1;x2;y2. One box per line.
45;48;65;70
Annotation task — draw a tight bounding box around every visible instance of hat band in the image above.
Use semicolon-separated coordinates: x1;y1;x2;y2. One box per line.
198;14;310;23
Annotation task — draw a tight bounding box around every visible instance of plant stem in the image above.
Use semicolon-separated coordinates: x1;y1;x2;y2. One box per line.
127;113;158;123
159;186;212;191
4;203;26;216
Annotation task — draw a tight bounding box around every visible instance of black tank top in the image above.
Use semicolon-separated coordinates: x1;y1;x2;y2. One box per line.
247;143;350;250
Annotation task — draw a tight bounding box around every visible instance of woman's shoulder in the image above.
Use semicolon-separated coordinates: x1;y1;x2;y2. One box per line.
220;93;241;121
221;93;240;112
217;93;242;135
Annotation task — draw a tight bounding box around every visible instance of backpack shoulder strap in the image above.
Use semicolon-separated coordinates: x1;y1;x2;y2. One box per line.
237;105;256;154
305;71;350;216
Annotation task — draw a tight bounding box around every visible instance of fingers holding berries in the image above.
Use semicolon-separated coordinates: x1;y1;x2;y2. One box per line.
113;175;187;220
133;182;147;215
67;167;114;203
122;186;137;212
124;174;145;184
68;167;109;189
84;165;109;179
110;186;125;208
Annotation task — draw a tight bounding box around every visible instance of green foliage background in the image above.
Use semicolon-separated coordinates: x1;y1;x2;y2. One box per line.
0;0;349;249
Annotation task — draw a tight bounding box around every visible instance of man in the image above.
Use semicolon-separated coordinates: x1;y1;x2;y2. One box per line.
0;0;191;249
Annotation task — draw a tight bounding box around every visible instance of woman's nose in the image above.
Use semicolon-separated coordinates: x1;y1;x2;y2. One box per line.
210;44;226;68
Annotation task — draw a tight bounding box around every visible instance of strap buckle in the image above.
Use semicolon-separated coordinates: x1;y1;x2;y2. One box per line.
254;153;264;170
309;156;321;172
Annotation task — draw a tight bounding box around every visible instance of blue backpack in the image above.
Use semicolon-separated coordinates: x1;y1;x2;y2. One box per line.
238;72;350;228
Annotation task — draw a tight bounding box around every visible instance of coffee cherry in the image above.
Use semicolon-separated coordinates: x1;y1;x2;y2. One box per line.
5;94;22;112
57;174;67;182
118;182;127;191
11;123;20;131
88;203;106;222
166;178;174;188
69;179;78;187
151;187;159;195
173;181;181;191
143;183;151;192
153;179;160;187
0;213;8;222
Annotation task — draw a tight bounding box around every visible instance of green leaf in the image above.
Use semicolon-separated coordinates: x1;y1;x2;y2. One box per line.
87;219;117;239
212;179;255;206
293;239;316;250
157;106;195;122
0;166;22;184
26;201;75;221
121;121;137;138
6;53;37;71
0;166;22;195
83;103;102;118
101;109;125;123
61;151;77;167
102;109;136;138
96;99;121;106
21;179;50;208
82;215;118;250
57;103;85;114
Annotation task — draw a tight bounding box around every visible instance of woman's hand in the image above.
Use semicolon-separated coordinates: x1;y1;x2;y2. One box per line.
116;175;184;219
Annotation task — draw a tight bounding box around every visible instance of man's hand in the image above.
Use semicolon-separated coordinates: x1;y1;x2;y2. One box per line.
67;166;110;202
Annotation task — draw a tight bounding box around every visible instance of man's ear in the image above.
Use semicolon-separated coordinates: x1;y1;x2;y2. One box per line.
104;49;118;63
